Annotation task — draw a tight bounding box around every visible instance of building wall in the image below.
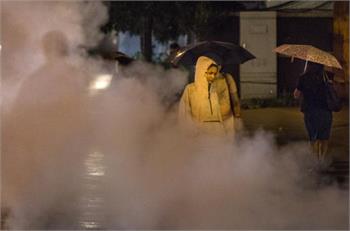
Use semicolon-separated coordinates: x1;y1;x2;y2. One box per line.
240;11;277;99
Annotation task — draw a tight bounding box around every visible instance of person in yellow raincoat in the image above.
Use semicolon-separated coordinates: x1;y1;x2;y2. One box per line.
178;55;241;135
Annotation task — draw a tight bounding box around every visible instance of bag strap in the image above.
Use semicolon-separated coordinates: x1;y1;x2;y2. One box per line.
223;73;236;116
223;73;230;88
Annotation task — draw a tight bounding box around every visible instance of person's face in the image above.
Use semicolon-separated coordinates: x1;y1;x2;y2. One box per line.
205;65;218;83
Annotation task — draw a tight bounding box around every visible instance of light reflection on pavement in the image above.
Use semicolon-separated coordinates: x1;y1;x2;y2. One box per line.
79;151;106;229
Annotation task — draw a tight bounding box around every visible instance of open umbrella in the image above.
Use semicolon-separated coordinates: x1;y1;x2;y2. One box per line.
273;44;342;69
109;51;134;65
171;41;255;67
88;47;134;65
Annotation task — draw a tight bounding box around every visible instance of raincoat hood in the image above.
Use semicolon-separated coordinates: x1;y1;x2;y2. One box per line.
194;56;218;92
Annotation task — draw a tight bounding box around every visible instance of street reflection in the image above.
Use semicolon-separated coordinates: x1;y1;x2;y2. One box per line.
79;151;106;229
84;151;106;177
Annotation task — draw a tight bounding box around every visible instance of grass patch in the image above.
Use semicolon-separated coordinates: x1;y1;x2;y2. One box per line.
241;95;299;109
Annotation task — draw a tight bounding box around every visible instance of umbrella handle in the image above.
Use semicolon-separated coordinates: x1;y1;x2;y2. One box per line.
323;71;331;83
303;60;308;73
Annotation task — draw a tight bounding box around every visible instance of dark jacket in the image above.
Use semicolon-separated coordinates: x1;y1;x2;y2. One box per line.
296;69;329;112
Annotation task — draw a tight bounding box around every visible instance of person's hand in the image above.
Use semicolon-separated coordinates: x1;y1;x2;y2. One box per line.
234;117;244;131
293;88;301;99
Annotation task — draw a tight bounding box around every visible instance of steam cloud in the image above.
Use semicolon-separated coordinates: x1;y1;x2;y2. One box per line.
1;1;348;230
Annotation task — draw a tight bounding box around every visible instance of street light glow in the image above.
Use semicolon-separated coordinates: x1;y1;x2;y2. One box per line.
89;74;112;91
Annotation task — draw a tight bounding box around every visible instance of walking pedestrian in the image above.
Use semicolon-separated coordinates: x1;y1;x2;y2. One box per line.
178;55;241;135
293;61;333;162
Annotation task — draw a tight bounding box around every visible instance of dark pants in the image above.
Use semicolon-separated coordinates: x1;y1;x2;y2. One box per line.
304;108;332;141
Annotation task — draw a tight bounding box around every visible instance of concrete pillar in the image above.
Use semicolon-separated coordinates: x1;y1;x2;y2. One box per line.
333;2;349;81
333;1;349;99
239;12;277;99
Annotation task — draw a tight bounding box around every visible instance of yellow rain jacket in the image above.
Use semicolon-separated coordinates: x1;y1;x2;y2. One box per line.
179;56;239;135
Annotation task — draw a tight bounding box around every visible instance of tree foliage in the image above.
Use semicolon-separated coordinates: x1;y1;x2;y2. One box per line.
103;2;185;41
101;1;251;61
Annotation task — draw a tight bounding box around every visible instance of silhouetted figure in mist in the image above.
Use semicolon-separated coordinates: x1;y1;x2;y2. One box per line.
15;31;86;107
14;29;87;157
4;31;87;228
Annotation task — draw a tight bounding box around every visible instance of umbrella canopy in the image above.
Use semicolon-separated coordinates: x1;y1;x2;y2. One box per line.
171;41;255;67
273;44;342;69
89;48;134;65
109;51;134;65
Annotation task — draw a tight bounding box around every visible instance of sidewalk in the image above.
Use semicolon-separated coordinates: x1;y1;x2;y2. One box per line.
242;106;349;161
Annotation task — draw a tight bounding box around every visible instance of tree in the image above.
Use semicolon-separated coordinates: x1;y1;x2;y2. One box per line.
102;2;251;62
103;2;185;62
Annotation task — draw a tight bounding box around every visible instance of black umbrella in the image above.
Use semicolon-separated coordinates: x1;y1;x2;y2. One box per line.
171;41;255;67
88;47;134;65
109;51;134;65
